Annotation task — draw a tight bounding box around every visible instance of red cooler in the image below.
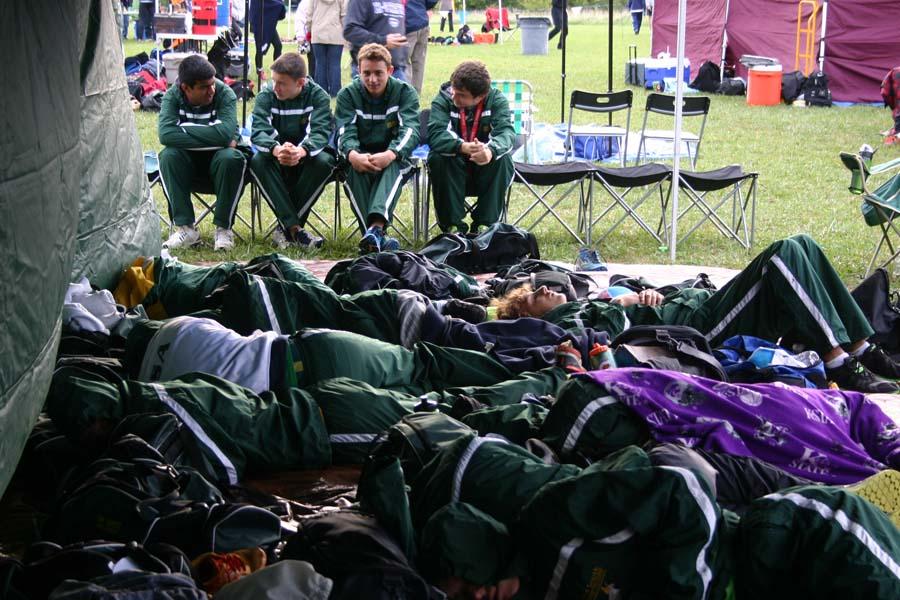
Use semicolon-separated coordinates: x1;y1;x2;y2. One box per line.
193;0;217;35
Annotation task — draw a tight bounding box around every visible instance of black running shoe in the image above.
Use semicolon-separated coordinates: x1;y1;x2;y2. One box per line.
442;299;487;324
292;227;324;249
826;357;900;394
857;344;900;379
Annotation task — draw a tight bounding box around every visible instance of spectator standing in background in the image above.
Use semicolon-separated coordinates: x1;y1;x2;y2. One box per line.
405;0;437;95
306;0;348;97
120;0;133;39
231;0;246;30
439;0;454;32
250;0;287;72
547;0;567;50
136;0;154;40
343;0;409;81
628;0;645;34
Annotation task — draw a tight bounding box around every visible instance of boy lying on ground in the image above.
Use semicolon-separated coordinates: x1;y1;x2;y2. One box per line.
492;235;900;393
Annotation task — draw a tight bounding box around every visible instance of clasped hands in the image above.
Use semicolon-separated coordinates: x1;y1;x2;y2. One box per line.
273;142;308;167
460;140;493;166
348;149;397;173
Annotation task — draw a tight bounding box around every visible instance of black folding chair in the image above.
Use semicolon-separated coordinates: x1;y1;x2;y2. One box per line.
663;165;759;249
564;89;632;167
588;163;672;245
504;161;596;244
636;94;710;169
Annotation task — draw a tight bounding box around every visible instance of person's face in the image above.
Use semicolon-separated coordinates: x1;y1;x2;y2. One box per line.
523;285;567;317
359;58;393;97
272;71;305;100
181;77;216;106
450;86;485;109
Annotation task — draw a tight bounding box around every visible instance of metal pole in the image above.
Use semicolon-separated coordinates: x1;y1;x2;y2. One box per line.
817;0;828;72
607;0;613;127
242;0;250;126
560;0;567;122
669;0;686;262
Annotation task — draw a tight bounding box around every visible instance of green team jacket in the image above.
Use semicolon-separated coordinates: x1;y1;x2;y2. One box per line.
250;81;333;156
427;83;516;159
335;77;420;160
158;79;239;150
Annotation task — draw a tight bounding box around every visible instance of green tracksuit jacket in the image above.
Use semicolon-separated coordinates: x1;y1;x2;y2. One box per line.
335;77;420;229
427;83;516;233
249;83;337;230
157;79;247;229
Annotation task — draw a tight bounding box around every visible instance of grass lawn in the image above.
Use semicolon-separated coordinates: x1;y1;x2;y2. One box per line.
125;10;900;285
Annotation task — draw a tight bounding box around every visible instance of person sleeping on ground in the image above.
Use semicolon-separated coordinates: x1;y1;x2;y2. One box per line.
491;235;900;394
368;423;900;600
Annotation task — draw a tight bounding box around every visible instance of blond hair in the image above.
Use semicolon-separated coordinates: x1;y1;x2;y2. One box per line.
357;43;392;67
490;285;533;320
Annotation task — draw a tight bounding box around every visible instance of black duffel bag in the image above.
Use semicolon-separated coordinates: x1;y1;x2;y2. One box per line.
611;325;728;381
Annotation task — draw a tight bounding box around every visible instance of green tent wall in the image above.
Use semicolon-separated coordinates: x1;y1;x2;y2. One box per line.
0;0;160;498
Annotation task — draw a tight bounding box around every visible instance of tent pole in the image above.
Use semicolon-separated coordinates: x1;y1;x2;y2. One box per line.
498;0;503;43
670;0;686;262
242;0;250;127
607;0;612;94
720;0;730;75
817;0;828;72
257;0;264;95
560;0;567;122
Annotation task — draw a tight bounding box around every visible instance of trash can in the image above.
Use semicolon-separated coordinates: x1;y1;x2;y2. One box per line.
520;16;551;55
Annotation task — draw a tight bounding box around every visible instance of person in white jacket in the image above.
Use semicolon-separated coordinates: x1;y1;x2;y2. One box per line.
306;0;348;97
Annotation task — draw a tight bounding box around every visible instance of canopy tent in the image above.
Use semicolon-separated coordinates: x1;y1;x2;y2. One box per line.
652;0;900;103
1;0;160;498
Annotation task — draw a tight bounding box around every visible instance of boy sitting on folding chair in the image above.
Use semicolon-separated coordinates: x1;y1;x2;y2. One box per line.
158;55;248;251
249;52;335;249
427;60;515;234
335;43;420;254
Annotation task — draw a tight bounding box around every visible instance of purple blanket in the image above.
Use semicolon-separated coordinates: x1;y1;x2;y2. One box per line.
582;368;900;484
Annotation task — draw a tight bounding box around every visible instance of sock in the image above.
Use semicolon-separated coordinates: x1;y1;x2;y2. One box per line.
825;352;850;370
850;341;871;357
556;341;585;373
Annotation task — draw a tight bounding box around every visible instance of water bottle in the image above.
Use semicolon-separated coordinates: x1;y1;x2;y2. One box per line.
589;343;617;370
850;143;875;194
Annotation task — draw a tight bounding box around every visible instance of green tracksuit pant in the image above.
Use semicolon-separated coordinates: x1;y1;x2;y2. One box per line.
249;151;336;230
428;153;515;233
158;147;248;229
628;234;875;353
288;329;514;395
343;159;414;231
735;485;900;599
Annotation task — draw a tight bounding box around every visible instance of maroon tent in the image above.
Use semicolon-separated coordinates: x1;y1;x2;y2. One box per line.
652;0;900;103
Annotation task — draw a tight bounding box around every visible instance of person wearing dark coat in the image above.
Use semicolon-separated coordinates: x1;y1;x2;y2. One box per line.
250;0;287;71
547;0;567;49
628;0;645;34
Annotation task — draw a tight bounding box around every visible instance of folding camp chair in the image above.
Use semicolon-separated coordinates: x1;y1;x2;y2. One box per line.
564;90;632;167
491;79;536;163
144;150;171;233
840;151;900;275
635;93;710;169
662;165;758;249
587;163;672;245
250;165;343;242
505;161;596;244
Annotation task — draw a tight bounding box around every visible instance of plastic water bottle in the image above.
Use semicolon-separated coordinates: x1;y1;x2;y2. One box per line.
850;143;875;194
860;143;875;167
589;343;617;370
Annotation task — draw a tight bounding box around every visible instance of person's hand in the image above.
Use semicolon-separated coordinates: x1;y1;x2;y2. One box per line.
459;141;481;156
228;139;237;148
291;145;308;163
611;289;664;307
349;150;378;173
469;145;492;166
274;143;299;166
369;150;396;170
385;33;408;48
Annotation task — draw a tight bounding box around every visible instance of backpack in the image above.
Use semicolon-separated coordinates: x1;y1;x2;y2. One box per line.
716;77;746;96
713;335;826;388
457;24;473;44
611;325;728;381
803;71;832;107
689;61;721;93
281;512;442;600
781;70;807;103
420;223;540;274
487;259;595;300
851;268;900;356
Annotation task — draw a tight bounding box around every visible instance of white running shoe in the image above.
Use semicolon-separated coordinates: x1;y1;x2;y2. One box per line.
214;227;235;251
271;226;291;250
163;225;200;249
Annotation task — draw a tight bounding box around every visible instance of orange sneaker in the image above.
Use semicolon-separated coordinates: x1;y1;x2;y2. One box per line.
191;547;267;595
